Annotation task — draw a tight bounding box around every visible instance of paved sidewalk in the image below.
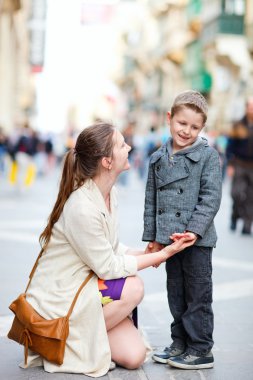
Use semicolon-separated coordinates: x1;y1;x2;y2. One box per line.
1;173;253;379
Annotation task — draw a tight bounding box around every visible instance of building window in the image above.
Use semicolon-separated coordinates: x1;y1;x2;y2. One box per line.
222;0;245;15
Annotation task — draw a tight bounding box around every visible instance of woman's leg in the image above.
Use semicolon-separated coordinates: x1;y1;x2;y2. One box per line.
103;275;144;331
108;317;146;369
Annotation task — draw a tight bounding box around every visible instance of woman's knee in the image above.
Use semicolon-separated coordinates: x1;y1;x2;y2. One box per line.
124;276;144;305
119;347;146;370
132;276;144;304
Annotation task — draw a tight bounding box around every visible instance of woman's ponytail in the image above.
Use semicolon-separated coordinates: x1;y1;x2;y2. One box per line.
39;149;76;249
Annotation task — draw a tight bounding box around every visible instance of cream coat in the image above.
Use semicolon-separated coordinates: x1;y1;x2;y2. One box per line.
21;179;138;377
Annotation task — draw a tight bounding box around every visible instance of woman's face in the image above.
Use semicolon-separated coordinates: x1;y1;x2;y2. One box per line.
111;129;131;174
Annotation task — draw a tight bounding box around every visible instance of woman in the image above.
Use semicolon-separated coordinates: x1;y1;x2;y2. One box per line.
23;123;192;377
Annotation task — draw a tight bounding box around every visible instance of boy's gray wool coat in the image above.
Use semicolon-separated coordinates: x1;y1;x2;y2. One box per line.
142;137;222;247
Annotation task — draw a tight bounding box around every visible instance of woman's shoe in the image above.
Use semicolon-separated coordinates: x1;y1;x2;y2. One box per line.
109;361;116;371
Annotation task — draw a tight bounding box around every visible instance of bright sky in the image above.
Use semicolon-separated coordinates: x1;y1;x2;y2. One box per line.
36;0;122;133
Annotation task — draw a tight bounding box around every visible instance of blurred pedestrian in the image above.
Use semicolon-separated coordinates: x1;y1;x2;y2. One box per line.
20;122;192;377
0;126;8;175
143;91;222;369
214;132;228;181
226;96;253;235
145;126;161;157
44;134;56;174
142;126;162;182
14;123;39;188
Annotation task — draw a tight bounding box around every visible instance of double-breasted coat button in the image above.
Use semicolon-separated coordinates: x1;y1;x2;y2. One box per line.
177;188;183;194
158;209;164;215
156;165;161;171
175;212;181;217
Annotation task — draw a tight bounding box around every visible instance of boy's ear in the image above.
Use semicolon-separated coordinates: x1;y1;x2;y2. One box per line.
167;112;171;124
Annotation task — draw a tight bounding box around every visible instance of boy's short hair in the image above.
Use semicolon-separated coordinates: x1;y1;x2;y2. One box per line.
172;90;208;118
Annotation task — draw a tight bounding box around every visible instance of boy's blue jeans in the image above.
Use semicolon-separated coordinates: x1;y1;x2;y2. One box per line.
165;245;213;357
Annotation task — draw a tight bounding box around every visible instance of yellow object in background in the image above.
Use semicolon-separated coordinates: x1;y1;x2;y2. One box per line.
9;161;18;184
24;164;36;186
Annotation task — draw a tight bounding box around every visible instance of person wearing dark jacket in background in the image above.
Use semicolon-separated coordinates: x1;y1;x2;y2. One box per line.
226;97;253;235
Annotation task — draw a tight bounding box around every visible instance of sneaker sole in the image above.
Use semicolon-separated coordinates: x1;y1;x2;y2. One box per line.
152;356;169;364
167;359;214;370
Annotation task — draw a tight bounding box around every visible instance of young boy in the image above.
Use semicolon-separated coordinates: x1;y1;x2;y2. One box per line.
142;90;222;369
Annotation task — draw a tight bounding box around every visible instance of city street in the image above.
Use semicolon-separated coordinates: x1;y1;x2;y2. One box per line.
0;168;253;379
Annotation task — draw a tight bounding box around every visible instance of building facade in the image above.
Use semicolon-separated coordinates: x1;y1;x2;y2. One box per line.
0;0;34;132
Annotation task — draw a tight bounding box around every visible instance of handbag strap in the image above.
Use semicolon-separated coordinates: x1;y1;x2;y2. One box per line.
24;248;94;318
66;271;93;318
25;248;44;293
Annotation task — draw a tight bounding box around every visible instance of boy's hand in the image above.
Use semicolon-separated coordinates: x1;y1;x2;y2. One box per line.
145;241;165;254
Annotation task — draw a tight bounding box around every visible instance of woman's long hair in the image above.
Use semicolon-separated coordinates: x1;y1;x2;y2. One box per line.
39;122;115;249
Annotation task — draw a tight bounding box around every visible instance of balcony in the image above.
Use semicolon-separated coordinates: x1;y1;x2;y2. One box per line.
246;22;253;54
219;13;244;34
201;13;244;46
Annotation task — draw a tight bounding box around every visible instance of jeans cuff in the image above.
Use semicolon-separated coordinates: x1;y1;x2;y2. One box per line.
171;340;185;351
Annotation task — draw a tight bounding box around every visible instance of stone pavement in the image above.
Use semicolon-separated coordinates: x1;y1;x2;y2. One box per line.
0;170;253;379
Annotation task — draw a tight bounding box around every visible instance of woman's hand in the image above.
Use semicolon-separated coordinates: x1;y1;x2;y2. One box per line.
159;233;195;262
170;231;198;246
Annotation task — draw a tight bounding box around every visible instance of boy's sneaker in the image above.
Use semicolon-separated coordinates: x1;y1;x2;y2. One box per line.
152;346;184;364
167;351;214;369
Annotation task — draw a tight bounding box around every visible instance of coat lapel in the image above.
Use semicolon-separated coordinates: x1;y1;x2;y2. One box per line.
150;140;204;188
154;155;189;188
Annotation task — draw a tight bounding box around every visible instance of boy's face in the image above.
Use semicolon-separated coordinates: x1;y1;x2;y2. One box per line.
167;107;204;152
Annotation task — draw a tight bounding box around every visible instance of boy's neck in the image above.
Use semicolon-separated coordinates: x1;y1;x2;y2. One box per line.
171;137;201;154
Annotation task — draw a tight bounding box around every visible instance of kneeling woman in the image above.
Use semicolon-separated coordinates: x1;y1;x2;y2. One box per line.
22;123;192;377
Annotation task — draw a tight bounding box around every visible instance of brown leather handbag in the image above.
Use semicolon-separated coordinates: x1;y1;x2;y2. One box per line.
7;249;93;366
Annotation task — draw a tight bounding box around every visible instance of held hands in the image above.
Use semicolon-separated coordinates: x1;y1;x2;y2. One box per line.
145;241;165;268
162;232;197;260
145;241;165;254
170;231;198;246
145;232;198;267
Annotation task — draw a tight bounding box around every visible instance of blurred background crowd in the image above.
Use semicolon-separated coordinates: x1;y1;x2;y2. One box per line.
0;0;252;222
